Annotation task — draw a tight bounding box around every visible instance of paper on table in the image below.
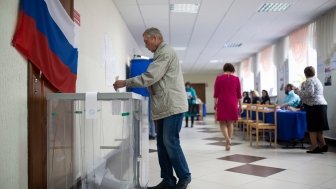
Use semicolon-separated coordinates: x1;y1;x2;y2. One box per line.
85;92;98;119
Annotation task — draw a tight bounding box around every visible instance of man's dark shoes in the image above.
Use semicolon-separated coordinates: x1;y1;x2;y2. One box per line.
147;181;175;189
320;145;328;152
149;135;156;140
306;146;322;154
175;179;191;189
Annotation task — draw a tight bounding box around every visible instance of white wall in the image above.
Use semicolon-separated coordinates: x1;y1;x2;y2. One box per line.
0;0;142;188
75;0;141;92
0;0;28;188
183;73;220;114
315;9;336;139
274;38;288;103
322;71;336;139
73;0;142;177
317;61;336;139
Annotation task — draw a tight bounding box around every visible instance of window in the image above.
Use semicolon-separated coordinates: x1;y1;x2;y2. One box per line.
259;46;277;96
240;58;254;92
288;24;317;87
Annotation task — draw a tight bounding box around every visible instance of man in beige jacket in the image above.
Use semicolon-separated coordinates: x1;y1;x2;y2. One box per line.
114;27;191;189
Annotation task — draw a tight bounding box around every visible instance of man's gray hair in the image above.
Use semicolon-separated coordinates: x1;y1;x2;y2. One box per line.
143;27;163;39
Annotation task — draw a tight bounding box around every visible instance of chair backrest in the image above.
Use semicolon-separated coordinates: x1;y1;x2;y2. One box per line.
249;104;261;123
246;104;264;122
258;104;277;125
242;103;252;120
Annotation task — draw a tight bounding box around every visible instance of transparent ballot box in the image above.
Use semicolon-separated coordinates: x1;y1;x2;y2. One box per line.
47;92;149;189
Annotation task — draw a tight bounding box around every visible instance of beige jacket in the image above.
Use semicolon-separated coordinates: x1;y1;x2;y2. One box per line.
126;42;188;120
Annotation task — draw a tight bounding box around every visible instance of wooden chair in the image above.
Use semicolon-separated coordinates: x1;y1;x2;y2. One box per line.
237;104;248;126
249;104;277;147
238;104;263;140
245;104;266;140
237;104;252;139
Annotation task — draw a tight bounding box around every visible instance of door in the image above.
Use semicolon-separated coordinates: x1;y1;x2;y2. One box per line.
190;83;206;119
28;1;74;188
190;83;206;104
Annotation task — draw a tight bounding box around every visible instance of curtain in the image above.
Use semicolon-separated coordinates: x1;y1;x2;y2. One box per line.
289;27;308;65
259;46;277;95
240;58;254;91
288;24;316;86
260;46;273;72
316;8;336;61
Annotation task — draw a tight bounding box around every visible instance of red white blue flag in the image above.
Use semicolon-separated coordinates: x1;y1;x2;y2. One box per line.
12;0;78;92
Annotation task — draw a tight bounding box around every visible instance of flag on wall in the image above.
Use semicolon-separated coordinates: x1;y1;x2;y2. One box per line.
12;0;78;92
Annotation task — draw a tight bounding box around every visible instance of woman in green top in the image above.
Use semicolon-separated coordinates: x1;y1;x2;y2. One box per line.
185;82;198;127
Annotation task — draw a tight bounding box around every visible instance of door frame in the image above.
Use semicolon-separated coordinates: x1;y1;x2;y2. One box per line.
27;1;74;188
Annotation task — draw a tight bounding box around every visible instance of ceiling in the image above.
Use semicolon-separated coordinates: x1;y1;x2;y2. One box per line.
112;0;336;74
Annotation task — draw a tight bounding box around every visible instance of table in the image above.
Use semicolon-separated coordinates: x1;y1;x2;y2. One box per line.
241;110;307;141
276;110;307;141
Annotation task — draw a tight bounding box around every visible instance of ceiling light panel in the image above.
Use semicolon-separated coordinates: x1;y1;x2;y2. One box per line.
170;4;200;13
223;42;242;48
209;59;223;64
257;2;291;12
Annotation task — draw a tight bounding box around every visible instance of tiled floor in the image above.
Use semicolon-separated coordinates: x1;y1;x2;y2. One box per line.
147;116;336;189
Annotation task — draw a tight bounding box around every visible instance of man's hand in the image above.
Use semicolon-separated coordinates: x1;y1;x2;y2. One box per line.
280;103;289;109
113;80;126;91
294;87;299;94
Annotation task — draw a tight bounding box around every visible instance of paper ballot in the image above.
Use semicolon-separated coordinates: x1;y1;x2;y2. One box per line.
85;92;98;119
115;75;119;92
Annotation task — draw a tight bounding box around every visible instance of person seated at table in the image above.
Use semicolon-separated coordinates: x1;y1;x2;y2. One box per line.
280;84;300;109
250;90;261;104
261;89;271;104
242;91;251;103
287;88;304;111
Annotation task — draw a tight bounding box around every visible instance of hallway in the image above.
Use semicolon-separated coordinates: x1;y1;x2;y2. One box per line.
148;116;336;189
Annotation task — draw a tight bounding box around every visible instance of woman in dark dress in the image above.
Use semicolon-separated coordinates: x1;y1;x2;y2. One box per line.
298;66;329;153
261;90;271;104
250;90;261;104
242;91;251;103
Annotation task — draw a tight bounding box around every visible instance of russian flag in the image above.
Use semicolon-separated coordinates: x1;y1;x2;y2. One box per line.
12;0;78;92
